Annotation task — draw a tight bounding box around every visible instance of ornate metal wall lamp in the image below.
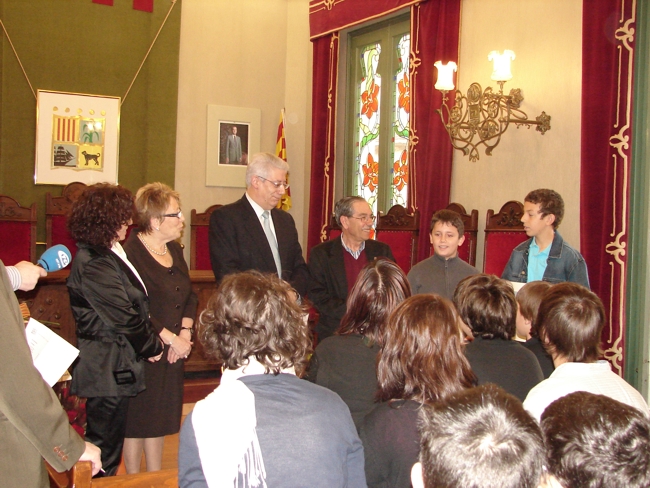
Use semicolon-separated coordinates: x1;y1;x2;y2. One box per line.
434;51;551;161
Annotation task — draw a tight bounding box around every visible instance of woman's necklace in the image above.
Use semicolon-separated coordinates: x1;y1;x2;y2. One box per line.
138;232;168;256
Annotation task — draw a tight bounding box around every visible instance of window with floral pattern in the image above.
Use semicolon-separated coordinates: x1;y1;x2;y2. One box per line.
346;17;410;219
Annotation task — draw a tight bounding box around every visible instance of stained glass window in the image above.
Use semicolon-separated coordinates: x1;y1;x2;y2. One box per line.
347;17;410;219
391;34;410;207
356;43;381;216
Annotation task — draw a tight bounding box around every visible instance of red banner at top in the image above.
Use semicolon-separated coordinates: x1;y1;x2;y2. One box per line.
309;0;423;40
92;0;153;11
133;0;153;12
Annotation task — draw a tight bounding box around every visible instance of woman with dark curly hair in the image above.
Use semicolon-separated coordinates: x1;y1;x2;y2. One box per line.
67;183;163;476
306;258;411;428
179;271;365;487
122;183;197;474
358;294;476;487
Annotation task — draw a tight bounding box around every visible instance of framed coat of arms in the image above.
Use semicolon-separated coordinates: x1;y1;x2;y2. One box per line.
35;90;120;185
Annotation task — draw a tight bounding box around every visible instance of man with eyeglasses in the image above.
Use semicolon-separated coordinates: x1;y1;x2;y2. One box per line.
209;152;309;297
308;196;395;340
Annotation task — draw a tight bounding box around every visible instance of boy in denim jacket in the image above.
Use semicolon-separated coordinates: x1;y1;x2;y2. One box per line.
501;189;589;288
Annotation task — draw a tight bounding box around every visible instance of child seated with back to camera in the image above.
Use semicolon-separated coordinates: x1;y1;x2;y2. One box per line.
515;280;554;378
454;274;543;402
523;282;649;422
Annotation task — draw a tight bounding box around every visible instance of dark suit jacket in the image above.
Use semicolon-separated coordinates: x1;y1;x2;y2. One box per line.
308;236;394;339
209;195;309;296
0;260;85;487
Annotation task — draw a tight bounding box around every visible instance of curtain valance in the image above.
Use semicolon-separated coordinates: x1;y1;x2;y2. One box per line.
309;0;424;39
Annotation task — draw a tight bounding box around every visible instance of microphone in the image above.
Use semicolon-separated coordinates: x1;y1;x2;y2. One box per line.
38;244;72;271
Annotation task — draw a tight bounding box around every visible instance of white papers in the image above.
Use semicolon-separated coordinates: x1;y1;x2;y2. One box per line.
508;281;526;294
25;318;79;387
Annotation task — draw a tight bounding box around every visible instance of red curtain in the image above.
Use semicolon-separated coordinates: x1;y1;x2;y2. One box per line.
307;34;339;255
307;0;462;258
581;1;636;374
410;0;461;263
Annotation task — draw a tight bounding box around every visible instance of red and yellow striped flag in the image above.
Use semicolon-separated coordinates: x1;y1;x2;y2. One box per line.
276;109;292;211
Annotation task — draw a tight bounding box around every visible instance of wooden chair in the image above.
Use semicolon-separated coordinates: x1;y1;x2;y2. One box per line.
483;200;529;276
46;182;87;259
326;212;342;241
375;204;420;273
433;203;479;267
0;195;37;264
190;204;222;270
46;459;93;488
47;460;178;487
92;468;178;487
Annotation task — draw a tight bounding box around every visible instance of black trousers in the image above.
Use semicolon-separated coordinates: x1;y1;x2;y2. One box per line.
85;396;129;476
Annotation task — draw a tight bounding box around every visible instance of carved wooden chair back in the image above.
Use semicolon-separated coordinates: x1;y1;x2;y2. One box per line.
325;212;342;241
46;182;87;259
483;200;529;276
0;195;37;264
190;204;222;270
375;204;420;273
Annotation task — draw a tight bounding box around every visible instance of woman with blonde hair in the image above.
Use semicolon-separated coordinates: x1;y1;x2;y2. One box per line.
122;182;197;473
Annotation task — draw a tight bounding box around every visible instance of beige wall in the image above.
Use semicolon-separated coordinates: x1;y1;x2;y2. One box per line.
451;0;582;269
175;0;312;261
176;0;581;268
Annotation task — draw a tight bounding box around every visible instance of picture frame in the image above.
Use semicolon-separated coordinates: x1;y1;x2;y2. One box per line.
206;105;261;188
35;90;121;185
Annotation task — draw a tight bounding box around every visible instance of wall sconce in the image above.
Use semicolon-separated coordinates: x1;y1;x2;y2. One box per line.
434;50;551;161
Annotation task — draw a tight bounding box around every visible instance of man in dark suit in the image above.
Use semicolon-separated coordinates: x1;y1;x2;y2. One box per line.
308;196;394;340
0;260;101;487
209;152;309;296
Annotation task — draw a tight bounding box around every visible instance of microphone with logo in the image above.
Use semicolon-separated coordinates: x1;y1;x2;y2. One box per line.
37;244;72;271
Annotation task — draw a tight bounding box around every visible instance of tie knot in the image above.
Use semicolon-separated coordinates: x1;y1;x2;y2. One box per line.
262;211;270;220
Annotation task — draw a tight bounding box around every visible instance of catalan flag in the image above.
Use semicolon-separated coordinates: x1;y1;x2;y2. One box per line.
276;109;292;211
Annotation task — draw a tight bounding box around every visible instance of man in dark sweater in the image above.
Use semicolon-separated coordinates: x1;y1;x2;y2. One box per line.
408;209;478;300
308;196;394;340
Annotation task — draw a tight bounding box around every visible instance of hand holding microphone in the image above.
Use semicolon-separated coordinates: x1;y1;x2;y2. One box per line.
14;245;73;292
13;262;46;291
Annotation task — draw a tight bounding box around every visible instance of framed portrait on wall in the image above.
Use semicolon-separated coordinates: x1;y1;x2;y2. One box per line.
219;122;250;165
35;90;120;185
206;105;261;188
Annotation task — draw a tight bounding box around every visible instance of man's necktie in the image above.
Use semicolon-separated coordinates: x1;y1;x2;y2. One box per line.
262;210;282;278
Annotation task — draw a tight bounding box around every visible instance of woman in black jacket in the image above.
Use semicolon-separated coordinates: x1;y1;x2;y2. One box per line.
67;183;163;476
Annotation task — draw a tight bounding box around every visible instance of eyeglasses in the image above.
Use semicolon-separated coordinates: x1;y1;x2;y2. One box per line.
347;214;376;223
257;175;290;190
162;209;183;218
